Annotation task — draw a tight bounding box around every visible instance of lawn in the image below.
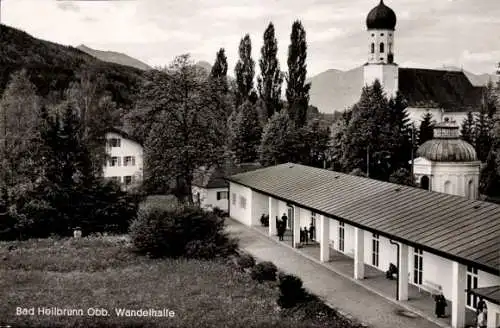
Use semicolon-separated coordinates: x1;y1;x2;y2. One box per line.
0;235;347;328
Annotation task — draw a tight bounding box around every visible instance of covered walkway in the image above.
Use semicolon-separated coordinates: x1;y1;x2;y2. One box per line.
254;225;477;327
228;219;444;328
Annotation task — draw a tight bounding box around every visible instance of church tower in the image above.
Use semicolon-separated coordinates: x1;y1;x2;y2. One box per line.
363;0;399;99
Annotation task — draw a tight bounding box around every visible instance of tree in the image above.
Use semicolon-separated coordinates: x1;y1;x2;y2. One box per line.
143;55;227;203
259;110;295;166
460;111;475;145
64;67;117;176
300;119;331;168
210;48;233;121
418;112;434;146
387;92;412;170
341;80;395;180
0;69;41;192
234;35;255;109
475;111;491;162
389;168;416;187
257;23;283;119
230;101;263;163
286;20;310;128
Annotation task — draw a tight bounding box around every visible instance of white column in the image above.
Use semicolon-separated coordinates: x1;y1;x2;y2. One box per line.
354;227;365;280
451;261;466;328
268;197;277;236
319;215;330;262
487;302;499;328
398;243;409;301
293;206;301;248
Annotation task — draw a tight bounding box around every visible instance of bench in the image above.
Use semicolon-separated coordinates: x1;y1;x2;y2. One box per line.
420;280;442;296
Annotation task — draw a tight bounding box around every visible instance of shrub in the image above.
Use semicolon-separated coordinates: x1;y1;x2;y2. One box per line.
277;274;307;308
236;253;256;270
129;204;238;259
212;207;228;218
251;261;277;282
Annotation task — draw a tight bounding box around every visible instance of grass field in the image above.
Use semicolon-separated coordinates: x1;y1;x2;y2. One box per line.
0;234;352;328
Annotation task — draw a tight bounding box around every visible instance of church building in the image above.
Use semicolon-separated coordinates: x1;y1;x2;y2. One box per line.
362;0;485;127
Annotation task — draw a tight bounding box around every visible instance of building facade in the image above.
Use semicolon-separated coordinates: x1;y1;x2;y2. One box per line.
227;163;500;328
102;129;143;190
360;1;484;129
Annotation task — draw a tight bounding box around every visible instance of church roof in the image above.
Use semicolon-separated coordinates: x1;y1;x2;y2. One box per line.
366;0;397;30
398;68;485;112
416;119;478;162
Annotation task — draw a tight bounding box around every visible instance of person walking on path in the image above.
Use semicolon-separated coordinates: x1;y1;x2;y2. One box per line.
304;227;309;244
277;217;284;241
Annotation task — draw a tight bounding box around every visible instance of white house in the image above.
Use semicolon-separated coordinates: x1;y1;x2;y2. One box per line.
102;128;143;190
192;163;261;212
227;163;500;328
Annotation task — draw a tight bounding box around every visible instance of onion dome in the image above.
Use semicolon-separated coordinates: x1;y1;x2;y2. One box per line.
417;118;478;162
366;0;397;30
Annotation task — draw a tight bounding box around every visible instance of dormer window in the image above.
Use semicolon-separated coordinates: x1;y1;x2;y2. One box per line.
380;42;385;53
380;33;384;36
371;33;375;37
108;138;121;147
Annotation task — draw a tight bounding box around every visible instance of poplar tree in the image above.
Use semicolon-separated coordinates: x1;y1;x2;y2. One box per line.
286;20;310;128
231;101;263;163
234;35;255;109
210;48;229;94
257;22;283;119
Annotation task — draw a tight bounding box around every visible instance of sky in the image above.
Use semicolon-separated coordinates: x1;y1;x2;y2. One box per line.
1;0;500;77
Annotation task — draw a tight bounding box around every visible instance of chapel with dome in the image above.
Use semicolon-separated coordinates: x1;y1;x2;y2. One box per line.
412;118;481;199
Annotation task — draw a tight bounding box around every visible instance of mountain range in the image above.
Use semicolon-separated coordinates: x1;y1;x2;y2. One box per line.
0;24;144;109
76;45;152;71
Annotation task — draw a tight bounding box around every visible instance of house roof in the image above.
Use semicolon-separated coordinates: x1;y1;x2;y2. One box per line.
398;68;485;112
193;163;262;189
227;163;500;275
105;127;142;145
469;286;500;305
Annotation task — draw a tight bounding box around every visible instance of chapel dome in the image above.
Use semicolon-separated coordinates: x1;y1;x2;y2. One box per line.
416;118;478;162
366;0;397;30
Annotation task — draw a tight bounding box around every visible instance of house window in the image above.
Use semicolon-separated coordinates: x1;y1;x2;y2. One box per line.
124;156;136;166
466;266;478;309
109;176;121;183
413;248;423;285
232;193;236;205
124;176;133;185
338;222;345;252
217;191;228;200
239;196;246;209
372;233;380;267
109;157;121;167
380;42;385;53
108;138;121;147
371;42;375;54
371;33;374;37
380;33;384;36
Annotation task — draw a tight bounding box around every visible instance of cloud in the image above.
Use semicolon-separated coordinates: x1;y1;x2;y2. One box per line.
2;0;500;76
56;1;80;12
